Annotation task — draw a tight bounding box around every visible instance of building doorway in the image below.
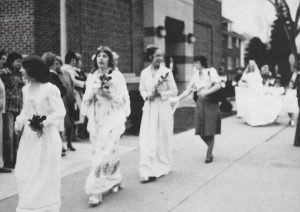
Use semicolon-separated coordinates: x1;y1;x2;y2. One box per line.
164;16;185;82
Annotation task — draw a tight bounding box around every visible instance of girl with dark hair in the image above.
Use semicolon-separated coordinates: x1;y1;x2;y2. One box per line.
139;45;178;182
81;46;130;206
14;55;66;212
176;56;221;163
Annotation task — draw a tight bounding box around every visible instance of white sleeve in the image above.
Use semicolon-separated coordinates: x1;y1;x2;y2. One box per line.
139;70;151;100
81;74;95;116
15;87;28;131
43;85;66;127
209;68;221;83
111;72;131;116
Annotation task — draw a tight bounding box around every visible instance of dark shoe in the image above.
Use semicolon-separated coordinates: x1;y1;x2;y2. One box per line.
140;176;157;183
67;145;76;151
62;147;66;153
205;155;214;164
61;151;66;157
0;168;12;173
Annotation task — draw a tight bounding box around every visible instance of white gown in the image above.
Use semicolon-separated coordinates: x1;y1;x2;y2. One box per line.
236;72;285;126
81;70;129;194
139;65;178;181
14;83;66;212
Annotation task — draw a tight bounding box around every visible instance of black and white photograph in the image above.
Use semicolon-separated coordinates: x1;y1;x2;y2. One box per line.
0;0;299;211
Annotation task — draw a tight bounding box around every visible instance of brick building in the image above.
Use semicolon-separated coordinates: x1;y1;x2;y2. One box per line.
221;17;244;80
0;0;223;88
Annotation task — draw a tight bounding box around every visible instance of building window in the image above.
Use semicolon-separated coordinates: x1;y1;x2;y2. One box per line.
228;36;232;49
228;22;232;31
232;38;236;48
235;57;240;68
236;39;240;48
227;56;233;70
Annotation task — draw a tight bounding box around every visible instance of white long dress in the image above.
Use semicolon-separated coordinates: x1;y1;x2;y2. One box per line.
139;65;178;181
237;72;285;126
14;83;66;212
81;69;129;194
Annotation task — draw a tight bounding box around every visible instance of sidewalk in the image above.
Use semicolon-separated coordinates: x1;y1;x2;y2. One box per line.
1;114;299;212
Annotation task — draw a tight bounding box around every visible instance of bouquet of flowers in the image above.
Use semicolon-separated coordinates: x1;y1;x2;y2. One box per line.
28;115;46;137
98;69;113;98
147;72;169;102
154;72;169;91
99;69;113;90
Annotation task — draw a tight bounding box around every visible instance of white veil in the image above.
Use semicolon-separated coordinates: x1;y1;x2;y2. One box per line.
241;60;263;83
245;60;263;80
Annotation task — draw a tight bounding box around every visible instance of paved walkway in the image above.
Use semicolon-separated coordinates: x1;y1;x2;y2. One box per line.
1;114;299;212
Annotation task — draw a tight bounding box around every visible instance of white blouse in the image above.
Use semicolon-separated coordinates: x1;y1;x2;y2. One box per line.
15;83;66;131
188;68;221;92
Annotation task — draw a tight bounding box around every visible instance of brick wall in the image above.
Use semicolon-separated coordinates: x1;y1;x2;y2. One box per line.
34;0;60;56
194;0;222;68
66;0;144;74
0;0;35;54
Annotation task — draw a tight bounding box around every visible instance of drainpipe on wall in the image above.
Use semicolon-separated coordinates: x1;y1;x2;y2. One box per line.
60;0;67;61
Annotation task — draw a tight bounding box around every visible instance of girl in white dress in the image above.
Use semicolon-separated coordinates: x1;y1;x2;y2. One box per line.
237;60;284;126
14;56;66;212
139;45;178;182
81;46;130;206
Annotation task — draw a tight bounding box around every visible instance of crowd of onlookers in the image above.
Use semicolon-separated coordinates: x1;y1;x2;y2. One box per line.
0;49;94;173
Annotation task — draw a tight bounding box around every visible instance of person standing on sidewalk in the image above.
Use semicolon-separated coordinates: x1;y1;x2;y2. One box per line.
14;56;65;212
56;56;76;156
61;51;84;151
81;46;129;206
292;68;300;147
0;50;11;173
176;56;221;163
1;52;23;169
139;45;178;183
42;52;67;157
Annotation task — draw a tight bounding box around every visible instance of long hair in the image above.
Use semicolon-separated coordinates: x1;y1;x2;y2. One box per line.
92;46;114;72
6;52;22;70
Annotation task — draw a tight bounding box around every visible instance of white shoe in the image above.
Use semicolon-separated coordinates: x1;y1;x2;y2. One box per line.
88;194;102;206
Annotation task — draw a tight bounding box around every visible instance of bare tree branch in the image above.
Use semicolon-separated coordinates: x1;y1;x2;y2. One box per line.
280;0;294;24
295;2;300;26
266;0;276;6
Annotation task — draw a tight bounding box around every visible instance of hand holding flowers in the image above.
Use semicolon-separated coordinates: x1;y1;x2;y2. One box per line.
147;72;169;101
28;115;46;138
93;69;113;99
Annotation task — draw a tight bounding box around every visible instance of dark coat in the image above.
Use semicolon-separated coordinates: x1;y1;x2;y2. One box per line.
48;71;66;97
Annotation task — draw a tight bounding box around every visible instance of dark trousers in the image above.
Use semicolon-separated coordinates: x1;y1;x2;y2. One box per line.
294;98;300;147
65;126;73;147
3;112;19;168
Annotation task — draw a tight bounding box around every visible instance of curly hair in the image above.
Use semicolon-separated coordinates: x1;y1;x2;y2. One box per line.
92;46;114;72
6;52;22;70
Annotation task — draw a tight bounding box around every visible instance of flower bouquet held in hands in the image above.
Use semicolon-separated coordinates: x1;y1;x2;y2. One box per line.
28;115;46;137
98;69;113;99
148;72;169;101
155;72;169;90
